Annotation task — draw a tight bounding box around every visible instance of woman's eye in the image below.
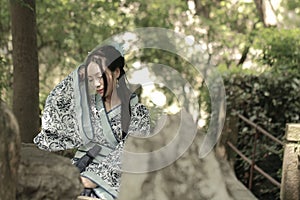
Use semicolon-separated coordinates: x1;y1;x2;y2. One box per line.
88;79;93;82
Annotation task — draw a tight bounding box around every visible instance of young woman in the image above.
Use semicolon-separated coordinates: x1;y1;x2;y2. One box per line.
34;45;150;199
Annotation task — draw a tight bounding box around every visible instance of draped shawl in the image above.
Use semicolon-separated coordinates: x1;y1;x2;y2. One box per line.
34;66;150;199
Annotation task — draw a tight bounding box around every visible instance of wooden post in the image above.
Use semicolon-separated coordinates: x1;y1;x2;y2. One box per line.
280;124;300;200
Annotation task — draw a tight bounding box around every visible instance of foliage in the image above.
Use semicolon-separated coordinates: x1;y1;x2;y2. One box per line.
223;71;300;199
0;56;13;106
253;28;300;72
35;0;187;110
0;0;279;107
0;57;9;98
279;0;300;28
285;0;300;9
218;25;300;199
181;0;262;68
1;0;266;105
0;0;13;105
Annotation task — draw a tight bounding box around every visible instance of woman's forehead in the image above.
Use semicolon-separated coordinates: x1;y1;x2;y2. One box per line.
87;62;106;75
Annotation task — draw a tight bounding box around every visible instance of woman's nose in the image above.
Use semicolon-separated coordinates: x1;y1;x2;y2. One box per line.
94;79;101;88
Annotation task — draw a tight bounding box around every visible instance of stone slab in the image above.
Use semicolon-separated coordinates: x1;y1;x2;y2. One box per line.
285;124;300;142
280;143;300;200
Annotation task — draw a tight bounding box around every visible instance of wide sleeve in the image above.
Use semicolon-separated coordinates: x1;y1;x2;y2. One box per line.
80;142;123;198
128;103;151;136
33;75;82;151
80;103;151;197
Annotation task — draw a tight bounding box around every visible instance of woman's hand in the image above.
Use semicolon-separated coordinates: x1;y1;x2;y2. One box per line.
81;176;97;188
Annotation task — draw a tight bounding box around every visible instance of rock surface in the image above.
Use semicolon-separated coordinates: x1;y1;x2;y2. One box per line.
1;102;257;200
0;101;21;200
17;144;83;200
118;109;257;200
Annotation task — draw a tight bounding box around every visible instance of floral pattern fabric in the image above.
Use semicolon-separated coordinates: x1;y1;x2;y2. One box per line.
34;72;150;198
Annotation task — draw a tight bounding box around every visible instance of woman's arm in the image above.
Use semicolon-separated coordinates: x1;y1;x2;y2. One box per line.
34;75;82;151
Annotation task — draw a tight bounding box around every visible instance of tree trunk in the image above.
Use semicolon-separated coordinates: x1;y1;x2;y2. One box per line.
0;101;21;200
254;0;278;27
10;0;39;143
194;0;208;19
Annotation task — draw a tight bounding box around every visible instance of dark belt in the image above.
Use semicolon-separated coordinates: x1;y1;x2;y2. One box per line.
74;145;102;173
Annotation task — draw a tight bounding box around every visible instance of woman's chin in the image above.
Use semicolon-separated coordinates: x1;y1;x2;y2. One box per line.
96;90;104;96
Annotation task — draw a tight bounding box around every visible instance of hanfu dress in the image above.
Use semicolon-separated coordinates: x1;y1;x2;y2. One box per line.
34;66;150;200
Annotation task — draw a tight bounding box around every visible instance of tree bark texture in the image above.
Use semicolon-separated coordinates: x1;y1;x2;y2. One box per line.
10;0;39;143
254;0;278;27
0;101;21;200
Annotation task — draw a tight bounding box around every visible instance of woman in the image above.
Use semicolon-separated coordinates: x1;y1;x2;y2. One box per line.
34;45;150;199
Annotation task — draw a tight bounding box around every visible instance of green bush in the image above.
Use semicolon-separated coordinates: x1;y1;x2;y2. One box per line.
254;28;300;72
223;71;300;199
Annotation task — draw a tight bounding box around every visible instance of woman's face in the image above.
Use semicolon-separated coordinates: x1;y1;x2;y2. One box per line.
87;61;119;99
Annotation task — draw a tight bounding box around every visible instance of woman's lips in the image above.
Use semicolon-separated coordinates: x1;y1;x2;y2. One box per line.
97;89;104;94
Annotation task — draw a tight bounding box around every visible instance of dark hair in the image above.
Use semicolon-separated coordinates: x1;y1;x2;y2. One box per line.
85;45;132;139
